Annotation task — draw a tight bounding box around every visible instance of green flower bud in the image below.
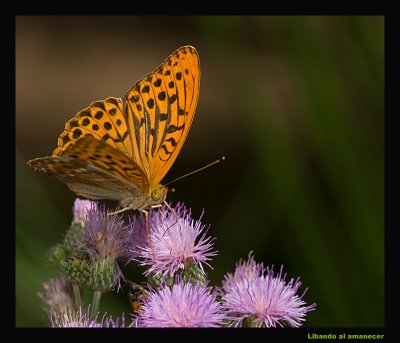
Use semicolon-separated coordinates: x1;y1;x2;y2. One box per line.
62;255;90;285
87;257;118;293
63;222;84;255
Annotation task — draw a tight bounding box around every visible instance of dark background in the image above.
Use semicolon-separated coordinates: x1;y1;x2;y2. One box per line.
16;16;384;327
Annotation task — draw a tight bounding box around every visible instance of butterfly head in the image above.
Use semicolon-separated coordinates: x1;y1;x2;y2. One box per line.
150;184;168;205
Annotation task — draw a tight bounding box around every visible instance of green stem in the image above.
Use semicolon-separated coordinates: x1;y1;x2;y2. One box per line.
72;283;82;309
90;290;102;320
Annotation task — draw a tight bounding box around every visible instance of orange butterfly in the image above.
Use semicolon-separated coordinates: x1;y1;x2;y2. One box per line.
27;46;200;214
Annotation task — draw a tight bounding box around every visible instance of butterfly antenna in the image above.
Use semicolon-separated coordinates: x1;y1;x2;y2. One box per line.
161;201;180;237
164;156;225;187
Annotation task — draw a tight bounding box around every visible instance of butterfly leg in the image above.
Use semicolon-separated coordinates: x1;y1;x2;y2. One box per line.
150;204;163;210
141;209;155;258
107;207;131;215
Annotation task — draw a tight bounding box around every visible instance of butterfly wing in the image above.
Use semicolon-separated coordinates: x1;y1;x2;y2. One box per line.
28;136;149;207
53;97;134;158
28;156;139;202
123;45;200;187
28;46;199;206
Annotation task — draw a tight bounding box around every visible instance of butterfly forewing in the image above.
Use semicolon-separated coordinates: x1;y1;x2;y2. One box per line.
53;97;134;158
124;45;200;186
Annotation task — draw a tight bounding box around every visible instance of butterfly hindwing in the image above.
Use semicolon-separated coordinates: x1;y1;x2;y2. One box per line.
62;136;149;192
27;155;142;202
28;136;149;198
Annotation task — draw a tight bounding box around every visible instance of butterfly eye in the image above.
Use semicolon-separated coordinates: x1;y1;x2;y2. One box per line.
151;186;167;203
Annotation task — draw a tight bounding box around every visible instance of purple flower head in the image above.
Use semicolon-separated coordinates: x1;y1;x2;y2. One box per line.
49;305;126;328
50;306;101;328
80;203;133;292
221;252;317;328
73;198;95;225
81;203;133;261
38;277;75;319
121;215;147;261
103;313;126;328
223;251;266;291
130;203;217;280
136;280;225;327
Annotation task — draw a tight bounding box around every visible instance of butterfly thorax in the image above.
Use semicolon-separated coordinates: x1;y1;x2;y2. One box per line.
121;184;167;211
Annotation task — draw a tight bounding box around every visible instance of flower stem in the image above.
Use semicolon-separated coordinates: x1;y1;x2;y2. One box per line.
72;283;82;309
90;290;102;320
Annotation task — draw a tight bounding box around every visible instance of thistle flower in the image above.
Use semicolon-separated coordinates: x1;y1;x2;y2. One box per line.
220;252;316;328
121;215;147;261
129;203;217;282
103;313;126;328
50;306;101;328
81;203;132;261
80;203;133;292
38;277;75;326
49;305;126;328
136;281;225;327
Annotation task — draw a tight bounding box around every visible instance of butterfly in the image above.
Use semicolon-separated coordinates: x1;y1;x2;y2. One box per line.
27;46;200;214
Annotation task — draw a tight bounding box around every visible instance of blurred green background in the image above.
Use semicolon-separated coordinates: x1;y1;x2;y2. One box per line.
16;16;384;327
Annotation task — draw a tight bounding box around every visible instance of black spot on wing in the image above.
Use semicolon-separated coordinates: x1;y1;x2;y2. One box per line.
62;135;71;144
130;95;140;103
73;129;82;139
166;124;184;133
166;137;177;146
147;98;155;109
106;98;120;107
142;85;150;93
104;122;112;130
93;101;106;112
79;110;92;117
169;94;177;105
153;78;162;87
69;120;79;128
158;91;166;101
95;111;103;120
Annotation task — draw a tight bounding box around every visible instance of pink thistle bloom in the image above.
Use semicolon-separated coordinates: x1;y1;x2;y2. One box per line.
128;203;217;280
50;306;126;328
80;203;133;291
136;281;225;327
72;198;95;225
81;203;133;262
221;252;316;328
